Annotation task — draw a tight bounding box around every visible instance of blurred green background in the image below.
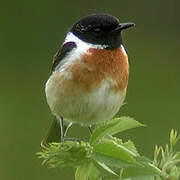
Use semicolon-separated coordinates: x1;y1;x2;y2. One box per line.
1;0;180;179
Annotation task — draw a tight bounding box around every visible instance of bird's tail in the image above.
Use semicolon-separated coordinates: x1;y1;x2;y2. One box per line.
41;117;61;147
41;117;72;147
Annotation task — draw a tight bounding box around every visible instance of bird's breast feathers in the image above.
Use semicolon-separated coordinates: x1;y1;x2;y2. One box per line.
45;45;129;125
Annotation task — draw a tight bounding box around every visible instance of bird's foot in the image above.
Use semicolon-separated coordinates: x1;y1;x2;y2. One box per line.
61;137;82;142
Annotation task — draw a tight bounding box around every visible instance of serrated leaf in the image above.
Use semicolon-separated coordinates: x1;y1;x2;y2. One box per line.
92;140;140;168
122;159;160;180
123;140;140;156
93;153;134;168
93;161;119;178
90;117;144;144
110;137;139;156
37;141;93;168
75;162;92;180
76;161;117;180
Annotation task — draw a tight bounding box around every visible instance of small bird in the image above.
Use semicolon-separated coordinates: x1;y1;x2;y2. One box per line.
44;13;135;143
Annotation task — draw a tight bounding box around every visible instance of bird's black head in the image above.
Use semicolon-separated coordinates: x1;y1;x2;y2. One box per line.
70;14;135;49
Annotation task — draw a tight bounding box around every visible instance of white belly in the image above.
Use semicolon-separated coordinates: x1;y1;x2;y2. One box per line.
45;74;126;126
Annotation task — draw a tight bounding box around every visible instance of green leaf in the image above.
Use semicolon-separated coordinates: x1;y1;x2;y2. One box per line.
122;165;160;180
93;161;119;178
122;157;161;180
174;152;180;160
75;161;118;180
75;162;92;180
37;141;93;168
170;129;180;147
90;117;144;144
110;137;139;156
92;139;140;168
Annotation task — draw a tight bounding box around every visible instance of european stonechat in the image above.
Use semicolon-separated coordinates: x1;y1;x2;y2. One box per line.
44;13;135;143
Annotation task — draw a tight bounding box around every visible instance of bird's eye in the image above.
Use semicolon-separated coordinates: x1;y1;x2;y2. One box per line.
93;28;101;33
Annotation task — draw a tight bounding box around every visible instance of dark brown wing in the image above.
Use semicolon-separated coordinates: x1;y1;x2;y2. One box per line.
51;41;77;73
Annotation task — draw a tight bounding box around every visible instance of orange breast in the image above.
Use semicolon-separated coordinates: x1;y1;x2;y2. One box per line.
67;46;129;92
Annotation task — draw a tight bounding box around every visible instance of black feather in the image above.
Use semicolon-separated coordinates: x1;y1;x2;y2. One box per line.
51;41;77;73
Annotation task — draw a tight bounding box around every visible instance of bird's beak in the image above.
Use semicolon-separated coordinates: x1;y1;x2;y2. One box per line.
112;22;135;32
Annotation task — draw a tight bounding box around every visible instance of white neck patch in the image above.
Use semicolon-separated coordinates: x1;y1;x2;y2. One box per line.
64;32;109;50
55;32;108;72
54;32;125;73
53;32;108;72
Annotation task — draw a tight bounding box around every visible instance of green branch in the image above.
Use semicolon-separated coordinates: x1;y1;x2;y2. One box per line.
37;117;180;180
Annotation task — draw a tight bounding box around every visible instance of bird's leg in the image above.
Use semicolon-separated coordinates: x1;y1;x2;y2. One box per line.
59;117;65;141
59;117;92;142
59;117;73;141
64;122;73;137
